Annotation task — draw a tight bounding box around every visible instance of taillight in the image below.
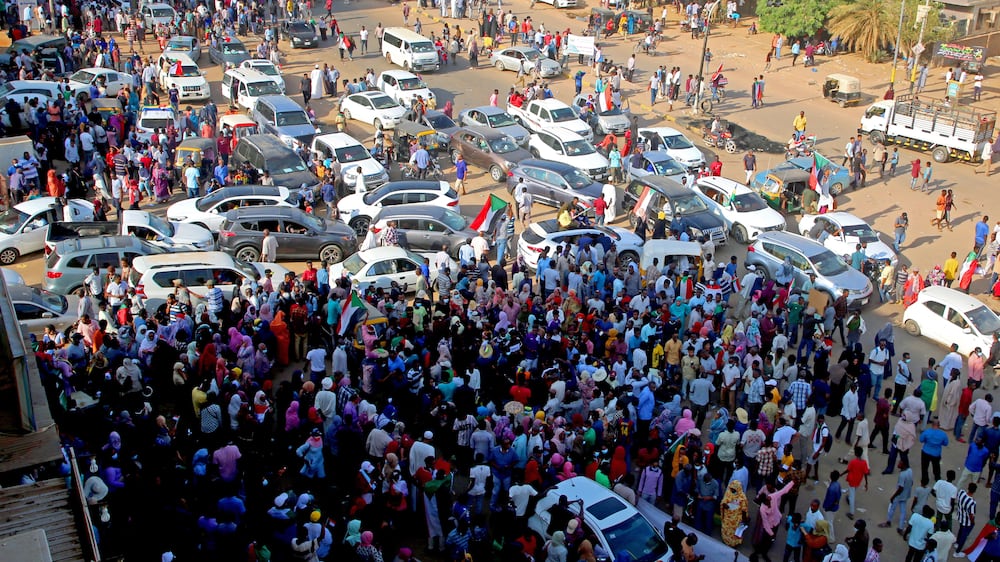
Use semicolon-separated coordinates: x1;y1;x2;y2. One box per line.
46;271;62;278
44;246;52;255
136;283;146;297
219;230;236;237
747;245;755;252
447;200;459;206
528;246;545;253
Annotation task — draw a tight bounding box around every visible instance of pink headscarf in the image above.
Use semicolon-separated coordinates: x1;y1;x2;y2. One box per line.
360;531;374;547
285;400;300;432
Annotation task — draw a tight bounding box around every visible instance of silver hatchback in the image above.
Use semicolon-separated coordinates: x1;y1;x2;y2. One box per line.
745;231;873;307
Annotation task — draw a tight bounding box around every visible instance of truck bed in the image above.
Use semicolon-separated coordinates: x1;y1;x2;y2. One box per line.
892;94;996;145
46;221;118;246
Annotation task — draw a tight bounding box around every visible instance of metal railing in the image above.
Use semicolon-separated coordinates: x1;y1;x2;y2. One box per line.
68;447;102;562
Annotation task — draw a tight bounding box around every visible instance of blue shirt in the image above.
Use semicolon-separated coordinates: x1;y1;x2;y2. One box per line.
637;386;655;420
920;427;949;456
785;518;803;547
411;149;431;169
966;442;991;472
455;159;468;179
976;221;990;245
823;481;842;512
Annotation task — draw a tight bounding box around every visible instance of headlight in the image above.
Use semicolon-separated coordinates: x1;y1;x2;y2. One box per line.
313;36;319;41
173;216;187;221
690;227;704;237
504;161;515;169
279;134;294;146
344;170;358;180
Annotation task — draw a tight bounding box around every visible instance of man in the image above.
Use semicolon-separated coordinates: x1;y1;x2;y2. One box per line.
976;215;991;257
904;505;936;562
931;470;958;528
968;393;994;443
261;229;278;262
301;73;312;105
454;154;468;195
743;150;756;184
893;353;914;415
869;339;891;400
470;231;490;261
880;457;914;531
409;143;431;179
184;161;201;198
792;111;807;141
845;446;870;519
954;482;978;556
921;421;950;486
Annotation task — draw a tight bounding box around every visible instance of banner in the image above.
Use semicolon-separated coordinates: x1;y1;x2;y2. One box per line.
565;34;596;56
935;43;986;63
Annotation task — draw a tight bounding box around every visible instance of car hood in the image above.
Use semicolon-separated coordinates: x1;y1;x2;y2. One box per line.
324;220;358;238
498;147;533;164
166;198;200;221
251;262;291;279
826;267;873;294
162;76;207;87
679;211;727;230
553;119;591;137
574;182;606;201
170;222;215;246
666;146;705;166
597;112;630;128
607;227;643;247
271;169;320;189
222;53;251;64
733;208;787;230
342;158;387;178
337;193;366;213
536;59;561;72
290;29;315;39
497;124;530;143
861;240;897;262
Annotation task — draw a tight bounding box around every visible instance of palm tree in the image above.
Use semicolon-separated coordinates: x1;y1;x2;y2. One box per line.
827;0;899;62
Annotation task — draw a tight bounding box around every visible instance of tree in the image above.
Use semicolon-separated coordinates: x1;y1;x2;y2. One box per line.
827;0;899;62
756;0;839;38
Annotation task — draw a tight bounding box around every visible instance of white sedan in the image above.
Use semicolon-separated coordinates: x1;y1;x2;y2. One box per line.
9;283;80;334
339;91;407;130
166;186;298;231
329;247;457;292
638;127;706;169
692;176;787;243
516;219;643;270
799;211;897;265
527;129;609;181
338;180;458;235
67;67;131;96
376;70;435;108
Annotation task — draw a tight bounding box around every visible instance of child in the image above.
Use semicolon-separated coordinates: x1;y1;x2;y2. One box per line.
783;512;803;562
822;470;842;513
889;147;899;177
779;444;795;481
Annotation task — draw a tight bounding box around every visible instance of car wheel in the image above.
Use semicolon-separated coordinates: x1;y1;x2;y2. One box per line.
829;181;845;196
903;319;921;337
489;165;505;183
530;148;540;158
618;251;639;267
932;146;950;163
732;224;749;244
350;217;370;237
385;53;392;64
495;61;504;71
236;246;260;262
320;244;343;264
0;247;18;264
403;61;410;71
869;131;886;146
754;264;770;281
342;109;352;121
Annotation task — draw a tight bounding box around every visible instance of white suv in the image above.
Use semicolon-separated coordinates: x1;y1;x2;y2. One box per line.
376;70;435;107
157;53;211;101
528;128;609;181
311;133;389;192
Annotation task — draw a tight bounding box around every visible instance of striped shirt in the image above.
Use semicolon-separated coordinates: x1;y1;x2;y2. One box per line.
956;489;976;527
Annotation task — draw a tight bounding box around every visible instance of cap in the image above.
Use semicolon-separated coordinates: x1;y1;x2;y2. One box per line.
423;430;434;440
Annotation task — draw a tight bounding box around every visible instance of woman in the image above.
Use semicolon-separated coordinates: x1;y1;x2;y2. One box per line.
270;310;290;366
720;480;749;547
544;530;568;562
902;268;925;307
802;518;831;562
938;370;964;431
709;408;729;443
355;531;383;562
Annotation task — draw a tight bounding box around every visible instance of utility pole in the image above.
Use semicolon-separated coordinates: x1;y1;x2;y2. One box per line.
693;0;720;114
890;0;906;85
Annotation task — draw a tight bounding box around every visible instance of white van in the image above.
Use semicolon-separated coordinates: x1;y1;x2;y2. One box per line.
381;27;440;72
221;68;284;111
156;52;211;101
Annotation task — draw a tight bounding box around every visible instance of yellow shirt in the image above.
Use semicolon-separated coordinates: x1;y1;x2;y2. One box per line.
943;258;959;280
793;115;807;132
651;343;664;369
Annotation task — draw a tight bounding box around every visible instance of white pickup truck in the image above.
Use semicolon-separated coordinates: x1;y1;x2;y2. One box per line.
506;98;594;141
45;210;216;254
858;94;996;163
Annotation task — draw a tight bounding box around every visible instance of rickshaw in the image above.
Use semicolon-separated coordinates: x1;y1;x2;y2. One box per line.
90;98;123;125
822;74;862;108
754;169;812;214
174;137;218;184
618;10;654;34
218;113;259;150
590;7;615;36
390;120;447;161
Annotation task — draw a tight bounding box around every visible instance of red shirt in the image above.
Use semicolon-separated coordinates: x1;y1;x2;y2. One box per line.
959;387;975;416
593;197;607;216
710;160;723;176
845;458;869;487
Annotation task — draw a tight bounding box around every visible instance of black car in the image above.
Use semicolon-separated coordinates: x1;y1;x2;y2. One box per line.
623;176;728;245
219;206;357;263
286;20;319;48
231;134;320;196
505;159;604;209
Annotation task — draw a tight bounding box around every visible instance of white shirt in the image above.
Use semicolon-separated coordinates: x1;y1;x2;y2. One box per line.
868;347;890;375
354;173;366;195
261;234;278;261
508;483;538;516
305;348;327;373
932;479;958;514
468;464;490;496
471;235;490;259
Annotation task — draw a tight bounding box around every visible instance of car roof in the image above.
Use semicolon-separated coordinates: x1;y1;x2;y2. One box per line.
357;246;411;261
140;107;175;117
219;36;245;46
537;128;585;141
814;212;865;226
756;231;829;256
918;285;995;314
223;206;306;220
255;95;303;110
531;98;570;108
530;220;606;237
147;3;174;8
54;235;145;254
467;105;507;115
166;36;196;44
133;251;239;271
207;185;291;199
240;134;298;153
643;149;678;162
379;69;419;79
515;158;577;174
374;204;451;221
634;175;689;194
314;132;365;148
697;176;750;194
640;126;685;136
242;58;275;67
354;90;393;100
543;477;638;526
372;180;447;195
14;196;61;213
455;125;507;140
6;284;42;301
159;52;197;65
76;67;115;74
503;46;539;53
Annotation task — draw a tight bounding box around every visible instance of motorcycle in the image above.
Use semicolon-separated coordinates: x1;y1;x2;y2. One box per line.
702;121;737;154
785;135;816;160
401;159;444;180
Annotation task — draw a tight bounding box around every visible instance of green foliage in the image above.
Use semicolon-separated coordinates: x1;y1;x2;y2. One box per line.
828;0;899;62
756;0;839;38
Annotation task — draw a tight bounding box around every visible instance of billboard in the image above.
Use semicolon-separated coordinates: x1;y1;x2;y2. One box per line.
935;43;986;63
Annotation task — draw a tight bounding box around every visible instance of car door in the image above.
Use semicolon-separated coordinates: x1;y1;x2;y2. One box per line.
917;300;949;348
352;95;374;123
365;259;395;289
546;170;573;206
945;305;977;352
701;186;730;225
86;251;123;271
13;301;52;332
421;218;454;252
20;208;54;254
786;246;815;288
394;257;420;287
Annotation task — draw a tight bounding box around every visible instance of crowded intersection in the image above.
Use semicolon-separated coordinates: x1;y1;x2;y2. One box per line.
0;0;999;561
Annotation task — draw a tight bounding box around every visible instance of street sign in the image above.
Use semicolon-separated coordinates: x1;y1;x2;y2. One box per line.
912;42;925;55
947;80;962;99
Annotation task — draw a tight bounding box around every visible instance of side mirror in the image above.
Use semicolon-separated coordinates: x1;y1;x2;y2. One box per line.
22;225;33;233
42;312;54;319
964;327;973;334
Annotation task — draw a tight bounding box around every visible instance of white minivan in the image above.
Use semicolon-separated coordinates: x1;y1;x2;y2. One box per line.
381;27;440;72
311;133;389;192
221;68;284;110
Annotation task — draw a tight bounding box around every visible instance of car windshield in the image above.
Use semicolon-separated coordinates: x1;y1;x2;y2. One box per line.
549;107;577;122
566;170;595;190
335;144;371;163
0;208;29;235
398;77;428;91
141;117;174;130
488;137;519;154
370;95;399;110
290;23;312;32
520;49;541;61
152;7;174;16
276;111;309;126
650;157;685;176
486;112;517;127
222;42;247;54
0;84;13;96
167;39;192;50
31;287;67;313
195;190;232;211
253;64;280;76
341;253;366;274
662;133;694;149
968;306;1000;335
178;65;201;77
812;248;849;276
440;208;469;231
564;139;595;157
146;214;175;237
602;513;669;562
69;69;96;83
672;194;709;215
731;192;769;212
426;114;455;129
271;153;308;173
598;106;623;116
841;223;879;243
300;213;324;231
247;82;282;96
411;42;435;53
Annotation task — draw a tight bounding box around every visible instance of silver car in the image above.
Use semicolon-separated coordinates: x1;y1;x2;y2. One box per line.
490;46;562;78
625;149;689;183
458;106;530;146
163;35;201;61
571;94;630;135
745;231;874;307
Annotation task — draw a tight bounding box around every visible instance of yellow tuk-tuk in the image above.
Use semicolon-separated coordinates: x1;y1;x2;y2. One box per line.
391;120;447;161
754;169;813;214
352;301;388;351
175;137;218;184
823;74;862;107
90;98;123;124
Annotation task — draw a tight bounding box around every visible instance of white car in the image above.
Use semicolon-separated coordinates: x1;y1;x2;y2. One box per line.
166;185;298;231
638;127;706;169
67;67;131;96
798;211;897;265
135;107;180;143
9;283;79;334
692;176;787;243
338;180;458;235
141;3;177;29
0;197;95;265
489;46;562;78
239;59;285;92
163;35;201;61
339;91;407;130
376;70;435;108
517;220;643;270
312;133;389;191
157;53;211;101
903;286;1000;356
329;247;457;292
624;149;689;183
121;210;215;251
528;129;609;181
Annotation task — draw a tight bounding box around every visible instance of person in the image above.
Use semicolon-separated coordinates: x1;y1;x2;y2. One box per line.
261;229;278;262
904;506;936;562
720;480;749;547
845;446;869;520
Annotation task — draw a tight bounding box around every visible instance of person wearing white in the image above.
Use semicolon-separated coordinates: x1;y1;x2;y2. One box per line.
260;229;279;261
310;64;324;100
354;167;367;195
470;232;490;260
602;182;617;219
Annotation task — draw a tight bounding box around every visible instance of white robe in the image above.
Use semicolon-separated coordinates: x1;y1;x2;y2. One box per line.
310;68;324;99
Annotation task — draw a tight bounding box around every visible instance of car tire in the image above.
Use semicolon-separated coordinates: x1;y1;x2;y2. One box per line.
342;109;352;121
350;217;371;237
904;319;921;337
869;131;886;146
529;148;540;158
320;244;343;264
829;181;845;196
932;146;950;163
732;224;749;244
495;61;504;71
385;53;392;64
0;247;18;264
489;165;505;183
618;251;639;267
236;246;260;262
754;264;770;282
